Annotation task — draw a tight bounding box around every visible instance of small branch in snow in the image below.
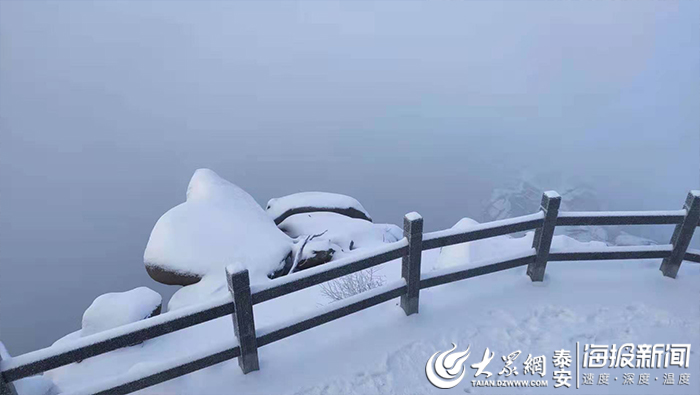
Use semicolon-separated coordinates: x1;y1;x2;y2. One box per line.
290;230;328;273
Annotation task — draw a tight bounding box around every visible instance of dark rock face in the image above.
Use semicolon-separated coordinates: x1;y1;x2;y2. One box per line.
145;265;202;286
268;251;294;279
126;304;162;348
272;207;372;225
267;244;336;279
148;304;162;318
295;247;335;272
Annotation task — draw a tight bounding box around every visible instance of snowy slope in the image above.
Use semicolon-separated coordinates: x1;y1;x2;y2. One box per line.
41;223;700;395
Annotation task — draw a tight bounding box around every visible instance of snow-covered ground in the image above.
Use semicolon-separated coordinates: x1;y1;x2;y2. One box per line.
7;171;695;395
39;234;699;395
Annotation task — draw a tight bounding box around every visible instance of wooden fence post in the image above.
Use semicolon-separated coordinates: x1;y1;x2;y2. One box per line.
0;354;18;395
401;212;423;316
226;266;260;374
527;191;561;282
660;191;700;278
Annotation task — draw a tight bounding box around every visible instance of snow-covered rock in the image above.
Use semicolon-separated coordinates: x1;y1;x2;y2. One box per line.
82;287;162;337
278;212;402;253
1;341;59;395
268;212;401;277
434;218;531;270
267;192;372;225
292;237;340;272
144;169;293;286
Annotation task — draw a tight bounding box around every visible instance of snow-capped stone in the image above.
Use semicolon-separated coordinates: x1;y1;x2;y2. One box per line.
278;212;402;253
267;192;372;225
434;218;518;270
82;287;162;337
292;238;340;272
144;169;293;286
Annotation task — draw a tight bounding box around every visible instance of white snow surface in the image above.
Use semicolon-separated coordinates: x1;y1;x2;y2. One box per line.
81;287;162;338
143;169;292;283
615;231;659;246
39;217;699;395
267;192;372;221
278;212;402;254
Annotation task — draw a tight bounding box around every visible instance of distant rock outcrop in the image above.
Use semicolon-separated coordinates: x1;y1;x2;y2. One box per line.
483;173;611;244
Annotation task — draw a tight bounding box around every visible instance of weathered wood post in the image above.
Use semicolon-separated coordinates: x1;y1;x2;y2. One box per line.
660;190;700;278
401;212;423;316
0;355;18;395
226;265;260;374
527;191;561;282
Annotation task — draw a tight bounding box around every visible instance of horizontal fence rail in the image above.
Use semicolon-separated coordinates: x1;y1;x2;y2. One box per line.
548;245;674;261
685;249;700;263
557;210;687;226
257;279;407;347
3;189;699;395
250;240;408;304
421;249;536;289
1;296;234;383
422;212;544;250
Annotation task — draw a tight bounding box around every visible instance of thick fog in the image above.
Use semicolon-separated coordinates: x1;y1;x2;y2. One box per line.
1;1;698;355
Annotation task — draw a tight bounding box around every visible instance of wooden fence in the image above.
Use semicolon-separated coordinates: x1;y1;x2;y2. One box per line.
1;190;699;395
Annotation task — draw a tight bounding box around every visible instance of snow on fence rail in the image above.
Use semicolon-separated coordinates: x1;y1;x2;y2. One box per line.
2;190;699;395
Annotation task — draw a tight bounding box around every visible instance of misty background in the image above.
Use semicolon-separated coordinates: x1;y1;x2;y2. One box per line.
1;1;698;355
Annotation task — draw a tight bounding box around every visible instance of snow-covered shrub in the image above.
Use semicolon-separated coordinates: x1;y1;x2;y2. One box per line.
320;267;386;302
278;212;402;252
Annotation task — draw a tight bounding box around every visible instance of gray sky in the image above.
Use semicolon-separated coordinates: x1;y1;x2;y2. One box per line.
1;1;698;355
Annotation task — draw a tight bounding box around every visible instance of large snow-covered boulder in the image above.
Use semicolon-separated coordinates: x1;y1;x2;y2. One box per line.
267;192;373;225
144;169;293;285
278;212;401;253
269;212;402;277
82;287;162;337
